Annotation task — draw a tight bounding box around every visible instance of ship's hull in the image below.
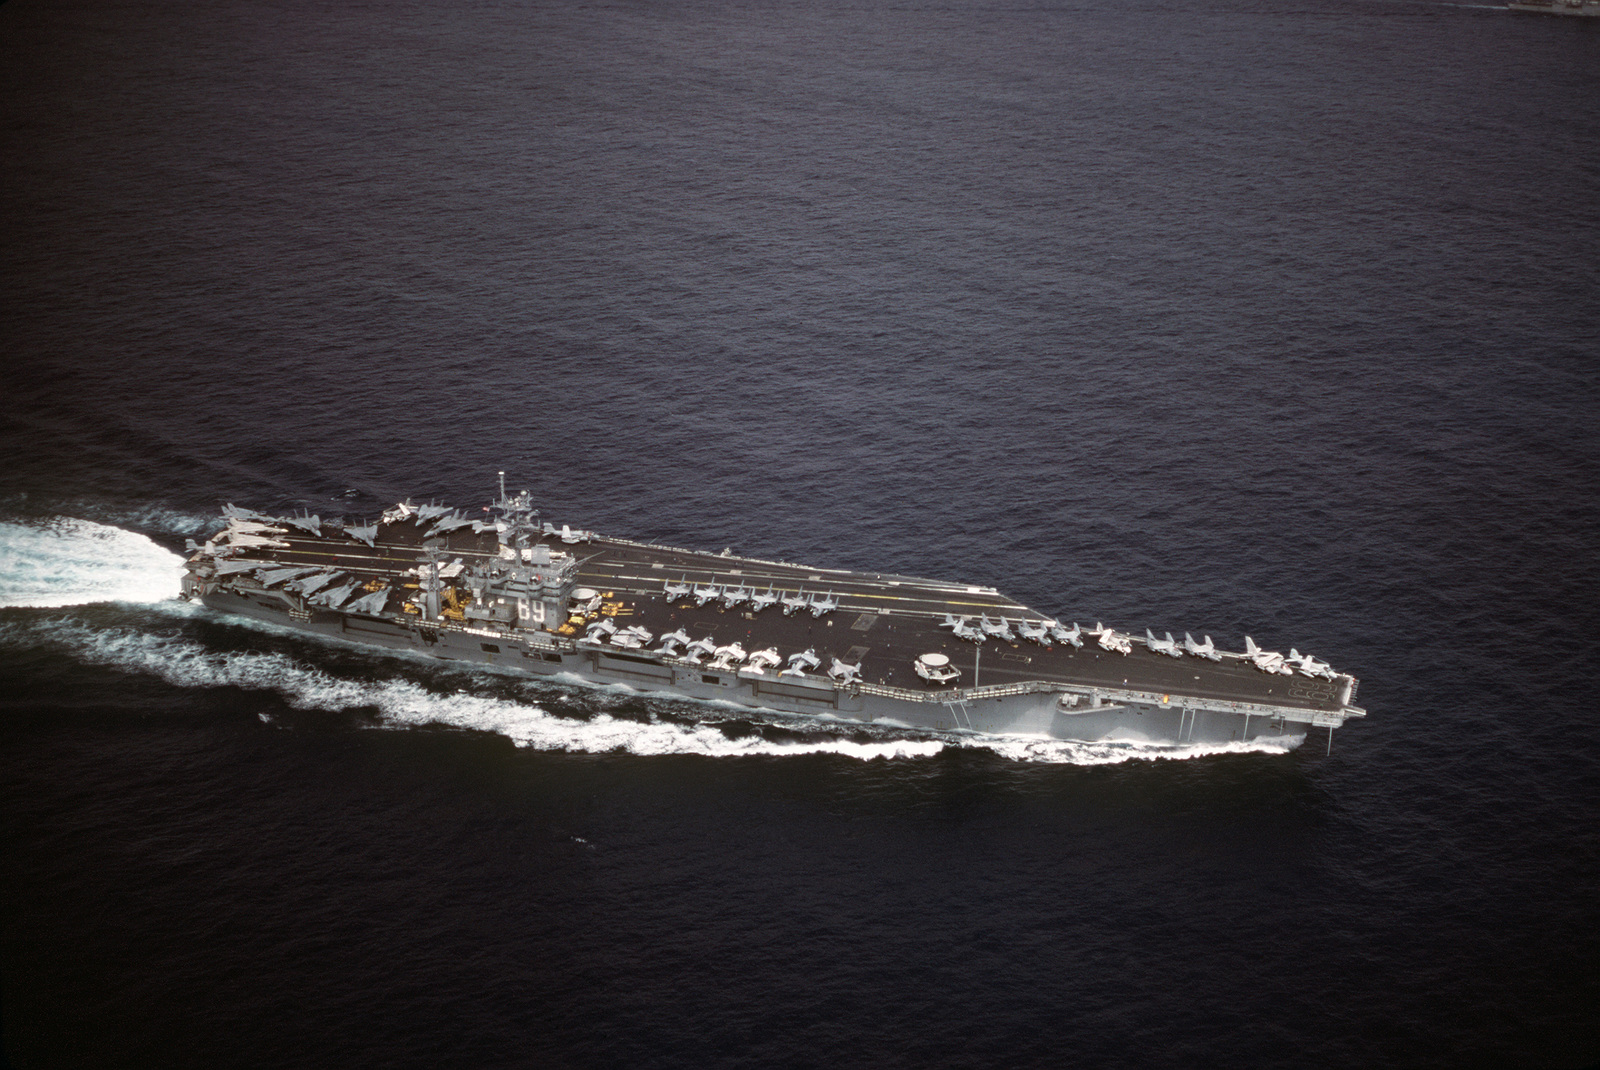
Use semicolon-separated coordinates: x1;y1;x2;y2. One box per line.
198;588;1312;748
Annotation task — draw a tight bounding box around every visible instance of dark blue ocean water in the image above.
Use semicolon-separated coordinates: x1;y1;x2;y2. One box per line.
3;0;1599;1066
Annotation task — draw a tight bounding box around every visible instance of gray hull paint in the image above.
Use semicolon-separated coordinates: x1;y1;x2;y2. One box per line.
201;589;1309;748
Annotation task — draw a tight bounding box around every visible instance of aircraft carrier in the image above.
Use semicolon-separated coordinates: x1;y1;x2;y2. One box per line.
179;479;1366;749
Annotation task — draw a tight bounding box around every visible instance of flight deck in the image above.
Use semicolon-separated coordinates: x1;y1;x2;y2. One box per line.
189;504;1358;728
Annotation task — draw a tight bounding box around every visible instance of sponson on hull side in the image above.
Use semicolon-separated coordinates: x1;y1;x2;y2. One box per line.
179;480;1366;749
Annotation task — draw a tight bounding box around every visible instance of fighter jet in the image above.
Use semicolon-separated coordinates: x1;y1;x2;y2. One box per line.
939;614;966;630
684;636;718;664
745;647;781;673
311;582;360;608
282;514;322;536
827;657;863;684
710;643;748;670
1049;621;1085;649
620;625;654;645
979;615;1016;642
413;503;451;522
781;648;822;677
584;619;619;642
720;584;753;609
223;519;285;536
655;629;690;656
780;589;810;616
345;588;390;616
344;523;378;547
807;591;839;617
1182;632;1222;661
222;532;290;550
749;587;778;612
1092;623;1133;655
609;631;645;650
1288;649;1337;679
951;618;985;643
1243;636;1294;675
257;565;319;587
222;504;279;524
289;571;342;596
429;514;475;536
692;583;722;607
662;577;692;602
1017;620;1052;645
1145;630;1184;658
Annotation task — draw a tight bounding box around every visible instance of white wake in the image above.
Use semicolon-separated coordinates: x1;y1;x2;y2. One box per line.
0;517;184;608
25;621;943;760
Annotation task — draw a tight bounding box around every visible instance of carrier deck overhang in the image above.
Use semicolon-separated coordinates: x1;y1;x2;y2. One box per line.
181;507;1365;742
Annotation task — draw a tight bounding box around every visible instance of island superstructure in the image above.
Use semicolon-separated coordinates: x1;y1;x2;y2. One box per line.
179;478;1366;748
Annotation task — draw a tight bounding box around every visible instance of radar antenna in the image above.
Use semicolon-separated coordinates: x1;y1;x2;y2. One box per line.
417;538;446;619
491;471;540;552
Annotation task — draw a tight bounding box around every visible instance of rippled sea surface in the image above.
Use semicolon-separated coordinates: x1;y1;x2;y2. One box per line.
3;0;1598;1066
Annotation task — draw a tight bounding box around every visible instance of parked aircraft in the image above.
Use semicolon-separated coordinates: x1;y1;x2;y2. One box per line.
951;618;985;643
710;643;748;670
1182;632;1222;661
345;589;390;616
542;521;590;544
749;587;778;612
1049;621;1084;648
1289;649;1337;679
1092;623;1132;655
746;647;781;673
662;577;691;602
807;592;839;617
1145;630;1184;658
1017;620;1052;645
827;657;863;683
979;615;1016;641
913;653;961;685
1243;636;1294;675
781;590;810;616
655;629;691;656
782;648;821;676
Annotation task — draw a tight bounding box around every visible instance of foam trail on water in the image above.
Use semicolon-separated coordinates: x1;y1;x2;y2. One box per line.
16;622;945;761
957;733;1300;765
0;518;184;608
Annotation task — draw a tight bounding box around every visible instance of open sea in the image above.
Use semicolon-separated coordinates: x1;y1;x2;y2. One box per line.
2;0;1598;1066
